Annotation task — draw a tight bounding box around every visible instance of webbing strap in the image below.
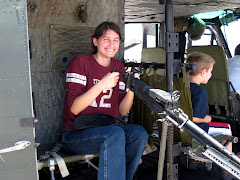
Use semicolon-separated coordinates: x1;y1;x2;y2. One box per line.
37;142;70;177
50;151;70;178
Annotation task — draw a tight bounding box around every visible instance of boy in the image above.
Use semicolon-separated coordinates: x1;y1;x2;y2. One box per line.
186;51;232;152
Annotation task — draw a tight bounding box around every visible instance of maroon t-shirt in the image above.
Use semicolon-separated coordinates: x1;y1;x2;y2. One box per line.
63;54;126;131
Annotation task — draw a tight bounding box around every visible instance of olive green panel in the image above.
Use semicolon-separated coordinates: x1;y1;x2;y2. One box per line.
187;45;229;110
201;79;229;108
157;75;193;145
141;47;166;76
129;73;162;134
174;75;193;145
141;47;166;63
129;73;193;145
129;47;166;133
0;0;38;179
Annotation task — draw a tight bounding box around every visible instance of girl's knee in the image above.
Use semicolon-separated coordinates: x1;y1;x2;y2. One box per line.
104;126;126;142
130;125;149;142
136;125;148;137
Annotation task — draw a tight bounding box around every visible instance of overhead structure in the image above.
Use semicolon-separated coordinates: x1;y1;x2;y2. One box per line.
125;0;240;23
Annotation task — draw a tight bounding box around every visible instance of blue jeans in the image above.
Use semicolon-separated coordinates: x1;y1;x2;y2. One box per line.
62;124;148;180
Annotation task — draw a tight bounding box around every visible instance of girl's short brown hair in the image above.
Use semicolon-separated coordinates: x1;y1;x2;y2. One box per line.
186;51;215;76
92;21;123;54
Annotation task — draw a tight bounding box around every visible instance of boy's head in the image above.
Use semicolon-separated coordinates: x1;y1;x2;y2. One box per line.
186;51;215;84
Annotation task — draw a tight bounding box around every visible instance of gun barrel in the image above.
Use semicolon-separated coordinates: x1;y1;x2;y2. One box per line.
165;108;240;165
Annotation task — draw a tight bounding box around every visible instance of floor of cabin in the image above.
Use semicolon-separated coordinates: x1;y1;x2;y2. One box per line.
39;122;240;180
39;147;227;180
38;121;240;180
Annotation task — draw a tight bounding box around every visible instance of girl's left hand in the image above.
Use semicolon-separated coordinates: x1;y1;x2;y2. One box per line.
126;68;140;79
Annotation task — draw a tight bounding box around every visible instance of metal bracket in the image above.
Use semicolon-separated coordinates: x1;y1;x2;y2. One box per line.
172;143;182;157
166;32;179;52
27;2;38;13
49;158;56;180
78;3;86;11
20;117;38;127
167;163;178;180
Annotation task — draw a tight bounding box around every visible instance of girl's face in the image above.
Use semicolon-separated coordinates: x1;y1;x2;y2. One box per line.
93;29;120;59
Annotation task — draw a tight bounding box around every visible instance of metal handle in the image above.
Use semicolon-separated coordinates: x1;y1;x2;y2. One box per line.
0;141;31;154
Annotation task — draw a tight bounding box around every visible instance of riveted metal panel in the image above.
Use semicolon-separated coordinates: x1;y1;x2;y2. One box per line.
0;0;38;179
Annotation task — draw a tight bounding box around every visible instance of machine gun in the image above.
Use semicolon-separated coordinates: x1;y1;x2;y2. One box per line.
112;68;240;179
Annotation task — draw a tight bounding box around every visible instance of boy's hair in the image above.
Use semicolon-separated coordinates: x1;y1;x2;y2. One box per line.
92;21;123;54
186;51;215;76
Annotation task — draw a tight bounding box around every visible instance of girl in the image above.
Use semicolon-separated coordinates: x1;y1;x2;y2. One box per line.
62;22;148;180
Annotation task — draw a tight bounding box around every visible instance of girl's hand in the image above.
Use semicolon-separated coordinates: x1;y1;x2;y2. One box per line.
126;68;140;79
100;72;119;89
